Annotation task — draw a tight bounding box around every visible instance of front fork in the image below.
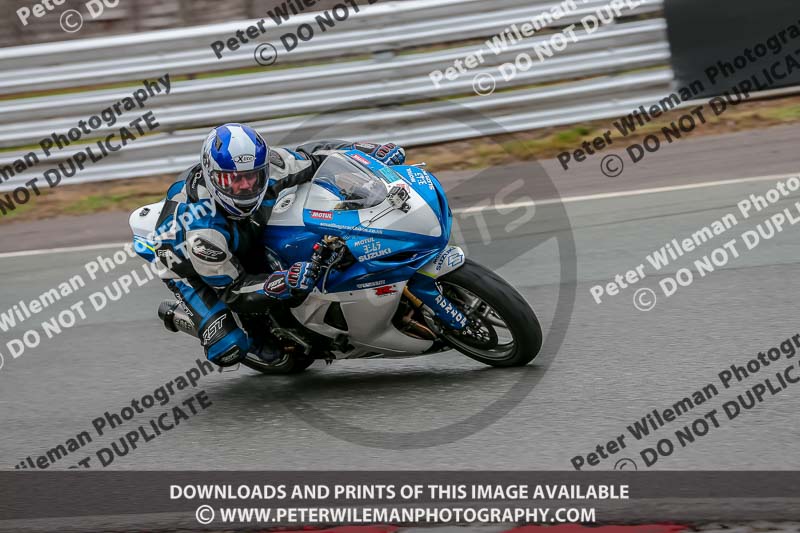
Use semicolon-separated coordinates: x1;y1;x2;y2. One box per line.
404;245;469;330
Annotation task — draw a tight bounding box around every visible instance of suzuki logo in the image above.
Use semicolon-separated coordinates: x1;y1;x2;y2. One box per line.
374;285;397;296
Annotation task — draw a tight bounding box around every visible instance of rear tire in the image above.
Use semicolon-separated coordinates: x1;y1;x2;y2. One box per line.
437;259;542;367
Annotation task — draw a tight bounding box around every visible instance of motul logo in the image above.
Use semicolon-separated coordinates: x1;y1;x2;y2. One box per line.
310;210;333;220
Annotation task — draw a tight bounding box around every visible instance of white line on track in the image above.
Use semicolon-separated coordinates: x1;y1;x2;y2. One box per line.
0;241;129;258
1;172;795;258
452;172;798;214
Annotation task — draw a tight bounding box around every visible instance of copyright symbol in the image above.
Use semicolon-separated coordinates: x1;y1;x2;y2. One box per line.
601;155;624;177
633;288;656;312
472;73;496;96
614;458;638;470
195;505;215;525
254;43;278;66
60;9;83;33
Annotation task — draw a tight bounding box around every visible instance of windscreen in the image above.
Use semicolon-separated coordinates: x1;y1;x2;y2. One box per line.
307;154;388;211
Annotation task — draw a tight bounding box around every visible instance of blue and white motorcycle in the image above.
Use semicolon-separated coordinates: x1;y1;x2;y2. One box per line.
134;150;542;374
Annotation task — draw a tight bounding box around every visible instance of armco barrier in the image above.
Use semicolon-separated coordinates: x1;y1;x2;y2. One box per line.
0;0;669;191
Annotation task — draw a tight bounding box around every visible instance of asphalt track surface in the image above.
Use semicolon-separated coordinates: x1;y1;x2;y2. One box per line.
2;124;800;484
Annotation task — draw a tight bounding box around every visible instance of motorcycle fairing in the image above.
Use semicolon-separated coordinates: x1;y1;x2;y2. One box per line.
417;245;466;279
130;201;165;263
265;152;457;295
291;280;435;356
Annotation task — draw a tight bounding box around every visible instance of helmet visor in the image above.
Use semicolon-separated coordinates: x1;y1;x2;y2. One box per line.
210;166;268;202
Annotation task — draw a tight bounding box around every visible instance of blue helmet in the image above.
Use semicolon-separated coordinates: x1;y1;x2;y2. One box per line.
201;123;270;218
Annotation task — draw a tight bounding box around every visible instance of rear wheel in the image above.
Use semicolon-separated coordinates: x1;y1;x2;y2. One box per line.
436;260;542;367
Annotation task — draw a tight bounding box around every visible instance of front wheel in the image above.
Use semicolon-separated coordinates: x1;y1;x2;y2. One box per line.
436;260;542;367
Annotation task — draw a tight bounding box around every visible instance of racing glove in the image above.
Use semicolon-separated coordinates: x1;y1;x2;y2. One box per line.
263;261;320;300
356;142;406;165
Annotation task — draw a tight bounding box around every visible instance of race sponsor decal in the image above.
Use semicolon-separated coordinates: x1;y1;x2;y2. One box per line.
321;221;384;235
188;169;203;193
374;285;397;296
435;294;468;328
352;237;376;247
379;167;400;182
404;168;435;190
264;273;287;295
174;292;195;317
433;252;447;271
191;238;226;263
350;153;372;166
156;248;180;269
233;154;255;164
358;248;392;262
448;250;465;267
418;171;435;190
201;313;227;345
269;150;285;169
354;142;378;152
217;349;241;365
362;240;382;254
356;279;387;289
432;246;465;272
273;192;296;214
309;210;333;220
353;238;391;261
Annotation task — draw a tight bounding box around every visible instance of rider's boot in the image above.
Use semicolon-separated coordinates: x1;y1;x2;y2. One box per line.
160;300;281;363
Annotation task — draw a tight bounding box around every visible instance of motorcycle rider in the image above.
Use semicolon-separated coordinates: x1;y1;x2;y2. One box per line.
150;123;406;367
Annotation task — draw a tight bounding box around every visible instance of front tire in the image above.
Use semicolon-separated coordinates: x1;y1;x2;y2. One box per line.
437;259;542;367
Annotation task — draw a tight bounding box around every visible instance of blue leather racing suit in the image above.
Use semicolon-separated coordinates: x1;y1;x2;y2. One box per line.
142;140;405;366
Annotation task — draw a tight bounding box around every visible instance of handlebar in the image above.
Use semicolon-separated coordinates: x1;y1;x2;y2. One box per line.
310;236;347;292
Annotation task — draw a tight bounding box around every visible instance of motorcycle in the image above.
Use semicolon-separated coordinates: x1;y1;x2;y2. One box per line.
129;150;542;374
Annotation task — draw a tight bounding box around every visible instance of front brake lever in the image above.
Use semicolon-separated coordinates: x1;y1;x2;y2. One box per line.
317;237;348;294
